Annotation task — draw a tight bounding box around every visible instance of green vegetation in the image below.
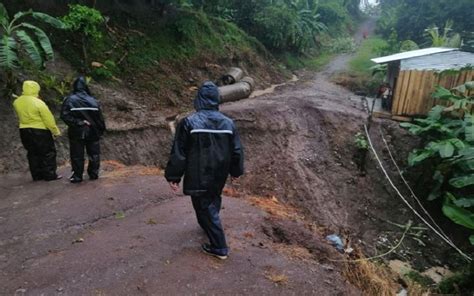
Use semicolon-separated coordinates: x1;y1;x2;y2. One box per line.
0;3;64;93
405;271;435;287
188;0;358;54
91;60;118;81
438;262;474;294
424;20;461;48
281;52;334;71
349;37;387;75
120;10;263;71
62;4;104;69
354;132;369;150
338;36;388;93
401;80;474;245
376;0;473;45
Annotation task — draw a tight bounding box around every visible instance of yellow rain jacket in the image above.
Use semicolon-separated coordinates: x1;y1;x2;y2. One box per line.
13;81;61;136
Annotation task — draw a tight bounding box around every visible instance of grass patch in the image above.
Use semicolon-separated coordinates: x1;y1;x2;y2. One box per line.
349;36;388;75
303;52;334;71
123;10;262;71
279;52;334;71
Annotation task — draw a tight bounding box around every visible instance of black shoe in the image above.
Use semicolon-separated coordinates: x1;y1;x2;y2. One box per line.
69;176;82;183
44;175;63;181
89;175;98;180
201;244;228;260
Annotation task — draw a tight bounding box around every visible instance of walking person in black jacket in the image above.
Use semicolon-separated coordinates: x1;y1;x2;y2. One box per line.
165;81;244;260
61;77;106;183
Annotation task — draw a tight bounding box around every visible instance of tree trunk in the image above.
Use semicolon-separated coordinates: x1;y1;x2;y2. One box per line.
82;35;89;72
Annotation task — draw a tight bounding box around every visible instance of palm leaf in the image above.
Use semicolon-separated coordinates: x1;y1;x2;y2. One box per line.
449;174;474;188
15;30;42;67
442;200;474;230
0;35;18;69
0;3;9;28
466;115;474;143
20;23;54;60
31;12;66;29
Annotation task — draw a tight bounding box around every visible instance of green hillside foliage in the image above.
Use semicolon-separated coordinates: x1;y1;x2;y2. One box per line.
377;0;473;46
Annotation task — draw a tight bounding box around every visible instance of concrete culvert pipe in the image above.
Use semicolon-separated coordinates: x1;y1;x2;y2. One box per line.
221;67;244;85
240;76;255;90
219;77;255;103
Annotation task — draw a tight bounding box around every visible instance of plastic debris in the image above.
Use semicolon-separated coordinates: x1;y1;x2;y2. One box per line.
326;234;344;253
396;288;408;296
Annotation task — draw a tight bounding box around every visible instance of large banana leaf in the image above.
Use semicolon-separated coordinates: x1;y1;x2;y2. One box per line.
466;81;474;91
20;23;54;60
15;30;42;67
454;198;474;208
0;35;18;69
465;115;474;143
449;173;474;188
439;141;455;158
442;200;474;230
432;85;454;100
31;12;65;29
0;3;8;28
470;235;474;245
408;149;435;166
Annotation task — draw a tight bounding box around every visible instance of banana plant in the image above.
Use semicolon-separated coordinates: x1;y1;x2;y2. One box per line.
401;80;474;244
0;4;65;93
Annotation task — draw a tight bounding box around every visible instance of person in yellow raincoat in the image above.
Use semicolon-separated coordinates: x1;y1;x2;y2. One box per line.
13;81;62;181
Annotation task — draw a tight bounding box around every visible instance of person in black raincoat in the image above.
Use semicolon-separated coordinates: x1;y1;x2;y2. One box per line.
165;81;244;260
61;77;106;183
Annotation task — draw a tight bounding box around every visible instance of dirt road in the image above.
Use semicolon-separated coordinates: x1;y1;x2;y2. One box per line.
0;164;358;295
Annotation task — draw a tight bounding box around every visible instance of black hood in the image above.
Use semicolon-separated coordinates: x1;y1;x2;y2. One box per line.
194;81;219;111
72;76;91;95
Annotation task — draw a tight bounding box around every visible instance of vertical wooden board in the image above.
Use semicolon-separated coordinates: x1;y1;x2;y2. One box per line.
398;71;412;115
436;74;449;107
403;71;418;115
457;70;467;88
412;71;423;115
423;71;437;114
416;71;429;115
411;71;424;115
405;71;418;115
392;71;406;115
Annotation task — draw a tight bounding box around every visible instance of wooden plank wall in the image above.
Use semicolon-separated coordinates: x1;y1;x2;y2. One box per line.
392;70;474;116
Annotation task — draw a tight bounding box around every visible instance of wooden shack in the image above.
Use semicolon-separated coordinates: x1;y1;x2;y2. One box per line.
371;48;474;119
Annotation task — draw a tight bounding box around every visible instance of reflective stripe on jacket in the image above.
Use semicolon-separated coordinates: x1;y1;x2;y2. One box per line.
165;81;244;196
60;77;106;141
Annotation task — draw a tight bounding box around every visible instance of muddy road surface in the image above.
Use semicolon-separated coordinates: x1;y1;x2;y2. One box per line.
1;164;358;295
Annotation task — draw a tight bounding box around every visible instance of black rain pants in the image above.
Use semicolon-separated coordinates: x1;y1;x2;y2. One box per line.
20;128;58;181
69;137;101;180
191;193;228;255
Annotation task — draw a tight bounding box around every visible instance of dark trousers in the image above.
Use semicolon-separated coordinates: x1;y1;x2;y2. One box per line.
382;97;392;111
191;194;228;254
69;137;100;180
20;128;58;181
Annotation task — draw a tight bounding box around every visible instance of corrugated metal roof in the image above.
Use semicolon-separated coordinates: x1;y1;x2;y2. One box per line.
401;51;474;70
371;47;458;64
